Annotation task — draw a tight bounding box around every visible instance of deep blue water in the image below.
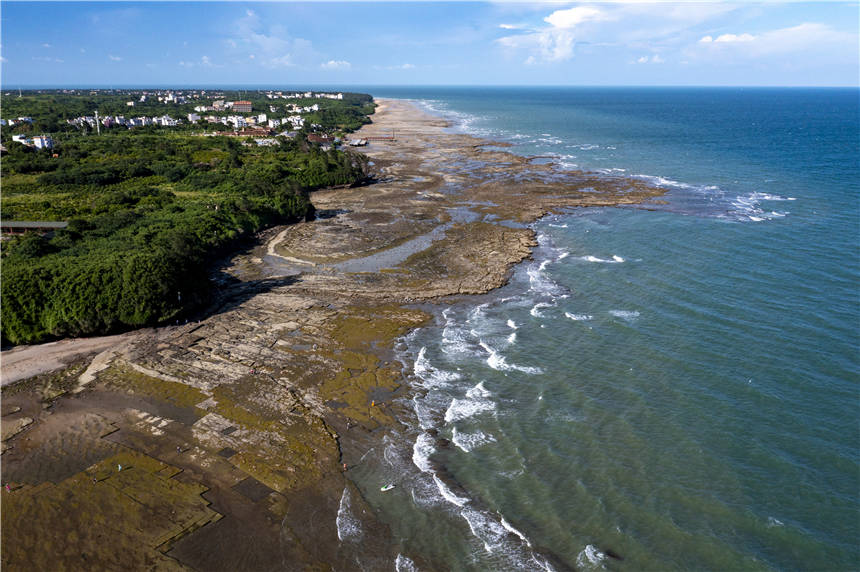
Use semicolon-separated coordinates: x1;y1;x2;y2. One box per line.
344;87;859;571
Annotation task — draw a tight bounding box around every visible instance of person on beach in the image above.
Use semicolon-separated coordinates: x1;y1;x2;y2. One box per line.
4;483;10;493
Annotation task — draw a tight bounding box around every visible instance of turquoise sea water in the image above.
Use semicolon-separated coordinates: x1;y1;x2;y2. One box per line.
344;88;859;571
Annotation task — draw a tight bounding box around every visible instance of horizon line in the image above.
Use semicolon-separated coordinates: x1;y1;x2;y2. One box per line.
5;84;859;90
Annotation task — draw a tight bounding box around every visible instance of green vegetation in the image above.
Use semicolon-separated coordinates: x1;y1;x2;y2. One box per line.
1;90;375;346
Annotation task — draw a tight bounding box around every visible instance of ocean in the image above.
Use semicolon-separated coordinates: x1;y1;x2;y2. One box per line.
345;87;859;571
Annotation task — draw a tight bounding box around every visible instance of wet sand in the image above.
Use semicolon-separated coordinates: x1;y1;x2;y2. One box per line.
1;98;665;570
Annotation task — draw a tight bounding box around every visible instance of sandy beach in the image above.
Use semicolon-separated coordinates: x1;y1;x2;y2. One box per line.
0;98;666;570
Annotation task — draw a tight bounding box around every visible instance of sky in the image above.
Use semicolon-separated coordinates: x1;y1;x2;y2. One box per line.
1;1;858;87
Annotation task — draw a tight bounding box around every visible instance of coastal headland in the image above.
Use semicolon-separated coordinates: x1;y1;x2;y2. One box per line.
1;98;666;570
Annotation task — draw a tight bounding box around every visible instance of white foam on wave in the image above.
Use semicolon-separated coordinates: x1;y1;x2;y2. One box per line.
412;394;441;430
548;223;568;228
749;192;795;202
444;396;496;423
580;255;624;263
466;380;491;399
530;302;553;318
452;427;497;452
414;347;461;388
507;332;517;344
635;174;696;190
479;340;543;374
557;252;569;260
527;259;562;296
767;516;785;528
461;508;508;554
433;474;469;507
730;191;795;222
412;432;436;473
441;309;475;356
336;487;363;542
565;312;593;321
576;545;606;569
395;553;418;572
609;310;640;322
442;324;472;356
500;515;532;547
507;319;517;330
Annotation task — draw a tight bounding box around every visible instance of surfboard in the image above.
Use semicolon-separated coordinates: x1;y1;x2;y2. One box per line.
380;484;396;492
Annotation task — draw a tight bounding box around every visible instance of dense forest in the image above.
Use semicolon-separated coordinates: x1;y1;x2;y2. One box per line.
1;90;374;345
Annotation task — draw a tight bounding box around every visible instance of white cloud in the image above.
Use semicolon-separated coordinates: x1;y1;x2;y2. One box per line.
33;56;64;63
108;54;122;61
635;54;664;64
201;55;213;67
544;6;606;29
498;2;726;64
320;59;351;70
0;56;7;63
692;22;857;59
42;43;51;48
229;9;316;69
497;6;609;63
499;24;518;30
714;33;755;43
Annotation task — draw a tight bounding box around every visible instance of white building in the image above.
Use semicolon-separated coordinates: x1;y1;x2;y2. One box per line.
11;134;29;144
187;113;201;123
32;135;53;150
127;101;135;107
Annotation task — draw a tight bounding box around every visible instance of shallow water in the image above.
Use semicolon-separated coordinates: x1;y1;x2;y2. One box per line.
348;87;859;570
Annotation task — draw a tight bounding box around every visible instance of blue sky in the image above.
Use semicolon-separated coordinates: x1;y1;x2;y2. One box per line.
2;2;858;87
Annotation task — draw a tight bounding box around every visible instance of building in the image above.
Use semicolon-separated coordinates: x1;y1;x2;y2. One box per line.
32;135;54;150
232;101;252;113
187;113;201;123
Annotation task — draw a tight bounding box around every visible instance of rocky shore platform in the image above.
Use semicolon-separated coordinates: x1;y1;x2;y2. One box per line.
1;99;665;570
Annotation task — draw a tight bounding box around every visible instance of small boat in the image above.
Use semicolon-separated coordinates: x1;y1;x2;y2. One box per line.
380;483;396;492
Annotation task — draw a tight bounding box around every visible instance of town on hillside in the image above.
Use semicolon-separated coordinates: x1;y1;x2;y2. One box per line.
1;89;375;150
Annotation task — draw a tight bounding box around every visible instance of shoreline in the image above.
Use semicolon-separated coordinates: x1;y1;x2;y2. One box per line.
1;97;667;570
